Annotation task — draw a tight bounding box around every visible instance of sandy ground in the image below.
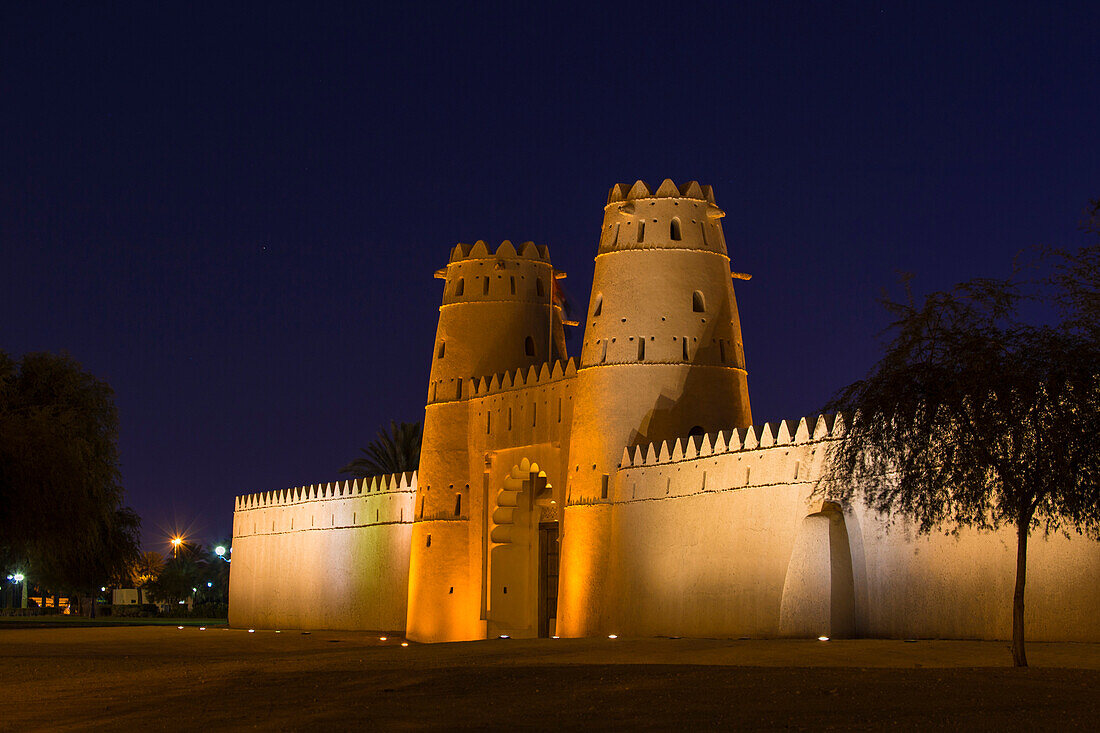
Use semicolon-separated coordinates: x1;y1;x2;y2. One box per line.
1;627;1098;731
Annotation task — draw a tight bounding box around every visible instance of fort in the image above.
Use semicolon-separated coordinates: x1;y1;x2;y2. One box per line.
229;180;1100;643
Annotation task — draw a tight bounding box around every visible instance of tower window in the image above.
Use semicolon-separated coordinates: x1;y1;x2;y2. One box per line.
525;335;535;357
454;494;462;516
536;278;545;297
683;337;690;361
510;276;516;295
593;293;603;317
436;341;445;359
670;217;682;241
601;474;609;500
601;340;608;364
719;339;727;363
454;278;464;296
637;220;645;242
692;290;705;313
637;337;645;361
483;277;490;295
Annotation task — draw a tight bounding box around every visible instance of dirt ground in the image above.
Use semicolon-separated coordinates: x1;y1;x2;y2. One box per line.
1;627;1098;731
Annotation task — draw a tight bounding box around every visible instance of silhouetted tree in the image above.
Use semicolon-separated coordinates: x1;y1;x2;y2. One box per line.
147;543;208;606
822;241;1100;666
0;351;141;610
340;420;422;477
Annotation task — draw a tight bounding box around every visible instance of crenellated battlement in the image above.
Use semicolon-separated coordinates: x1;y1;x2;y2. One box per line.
618;414;843;470
427;358;577;404
447;239;551;264
234;471;417;511
606;179;717;205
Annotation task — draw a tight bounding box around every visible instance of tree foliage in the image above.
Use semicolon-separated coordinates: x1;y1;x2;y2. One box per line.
131;551;164;590
0;351;141;595
339;420;422;478
821;214;1100;666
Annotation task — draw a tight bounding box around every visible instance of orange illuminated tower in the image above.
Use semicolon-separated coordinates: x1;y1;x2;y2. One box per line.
407;240;567;642
556;179;752;636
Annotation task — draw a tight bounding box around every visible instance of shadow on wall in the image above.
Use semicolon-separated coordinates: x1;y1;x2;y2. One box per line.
778;502;857;638
624;362;750;452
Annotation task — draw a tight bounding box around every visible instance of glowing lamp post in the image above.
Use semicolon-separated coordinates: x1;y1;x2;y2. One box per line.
9;573;27;609
171;536;183;558
214;545;229;563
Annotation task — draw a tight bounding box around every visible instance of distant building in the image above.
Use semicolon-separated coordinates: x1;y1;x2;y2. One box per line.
229;180;1100;643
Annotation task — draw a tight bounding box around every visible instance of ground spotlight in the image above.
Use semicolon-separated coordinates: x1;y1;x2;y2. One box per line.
818;636;830;641
608;634;618;639
248;629;255;633
401;642;409;647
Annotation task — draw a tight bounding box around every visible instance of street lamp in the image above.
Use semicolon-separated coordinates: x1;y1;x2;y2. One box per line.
171;536;183;558
10;573;27;609
214;545;229;563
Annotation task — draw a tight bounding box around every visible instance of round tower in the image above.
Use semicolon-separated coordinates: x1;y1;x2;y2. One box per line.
557;179;752;637
426;239;564;403
408;239;566;642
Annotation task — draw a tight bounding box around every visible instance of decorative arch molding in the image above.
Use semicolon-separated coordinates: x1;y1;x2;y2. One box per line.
487;458;559;638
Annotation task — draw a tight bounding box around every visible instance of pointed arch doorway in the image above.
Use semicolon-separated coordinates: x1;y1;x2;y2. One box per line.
487;458;559;638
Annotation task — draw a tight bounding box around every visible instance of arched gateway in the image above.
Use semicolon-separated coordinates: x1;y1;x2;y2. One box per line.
488;459;559;638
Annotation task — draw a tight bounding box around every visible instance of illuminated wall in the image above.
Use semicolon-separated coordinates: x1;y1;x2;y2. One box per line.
229;473;415;631
576;415;1100;642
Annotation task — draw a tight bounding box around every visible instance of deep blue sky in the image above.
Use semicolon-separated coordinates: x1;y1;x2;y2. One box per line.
2;2;1097;550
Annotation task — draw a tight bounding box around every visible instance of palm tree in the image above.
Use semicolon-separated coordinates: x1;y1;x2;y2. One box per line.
339;420;422;478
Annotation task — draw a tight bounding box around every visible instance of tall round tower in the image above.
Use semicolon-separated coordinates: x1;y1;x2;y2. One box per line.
557;179;752;636
408;239;567;642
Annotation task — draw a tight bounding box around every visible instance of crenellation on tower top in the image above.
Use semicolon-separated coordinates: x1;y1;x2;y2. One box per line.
606;178;717;205
448;239;550;263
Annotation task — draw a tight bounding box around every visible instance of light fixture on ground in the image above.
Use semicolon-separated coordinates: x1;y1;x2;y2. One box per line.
818;636;830;641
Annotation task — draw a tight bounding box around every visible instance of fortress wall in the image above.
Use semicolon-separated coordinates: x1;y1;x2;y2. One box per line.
592;418;1100;641
229;473;415;631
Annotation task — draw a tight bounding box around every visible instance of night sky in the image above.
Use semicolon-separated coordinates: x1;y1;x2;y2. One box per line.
2;2;1097;551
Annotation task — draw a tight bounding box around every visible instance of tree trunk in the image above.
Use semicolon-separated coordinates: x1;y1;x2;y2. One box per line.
1012;512;1030;667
